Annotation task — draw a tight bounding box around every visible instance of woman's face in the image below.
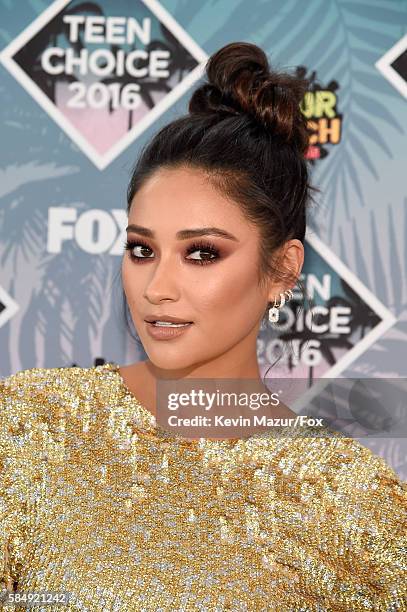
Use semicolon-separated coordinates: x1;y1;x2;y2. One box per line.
122;166;276;374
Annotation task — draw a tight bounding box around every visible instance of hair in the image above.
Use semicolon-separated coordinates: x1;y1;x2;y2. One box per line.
123;41;319;374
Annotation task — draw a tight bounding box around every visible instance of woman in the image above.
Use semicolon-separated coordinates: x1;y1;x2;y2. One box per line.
1;42;406;611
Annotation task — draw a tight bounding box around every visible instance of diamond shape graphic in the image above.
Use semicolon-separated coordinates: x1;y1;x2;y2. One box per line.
0;286;19;330
259;231;397;406
303;232;396;376
375;33;407;99
0;0;208;169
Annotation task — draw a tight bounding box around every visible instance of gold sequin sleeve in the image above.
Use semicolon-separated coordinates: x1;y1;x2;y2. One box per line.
328;436;407;609
319;438;407;611
0;375;46;593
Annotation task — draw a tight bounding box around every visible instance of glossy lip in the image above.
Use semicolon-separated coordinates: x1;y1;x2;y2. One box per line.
145;320;193;340
144;314;193;324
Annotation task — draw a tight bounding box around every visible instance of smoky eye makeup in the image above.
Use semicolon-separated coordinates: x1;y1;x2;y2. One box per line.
123;239;221;266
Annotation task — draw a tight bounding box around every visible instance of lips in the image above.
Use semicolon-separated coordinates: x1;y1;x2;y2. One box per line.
145;319;193;340
150;322;190;327
144;315;193;324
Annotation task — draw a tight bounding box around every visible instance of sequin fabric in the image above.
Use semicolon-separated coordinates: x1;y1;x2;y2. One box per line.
0;363;406;611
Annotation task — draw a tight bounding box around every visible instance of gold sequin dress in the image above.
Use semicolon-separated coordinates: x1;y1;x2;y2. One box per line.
0;362;406;611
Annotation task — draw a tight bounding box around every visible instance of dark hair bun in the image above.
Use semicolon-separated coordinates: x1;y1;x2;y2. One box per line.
189;42;309;154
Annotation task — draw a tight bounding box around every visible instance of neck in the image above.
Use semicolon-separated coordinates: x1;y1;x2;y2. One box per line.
145;353;262;382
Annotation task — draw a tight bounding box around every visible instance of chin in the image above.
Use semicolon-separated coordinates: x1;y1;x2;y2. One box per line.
143;345;201;372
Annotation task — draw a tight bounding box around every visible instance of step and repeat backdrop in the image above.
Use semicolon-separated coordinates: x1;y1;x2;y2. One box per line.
0;0;406;477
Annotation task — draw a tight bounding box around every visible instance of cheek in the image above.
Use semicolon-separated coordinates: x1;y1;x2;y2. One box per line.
121;259;140;305
191;262;263;318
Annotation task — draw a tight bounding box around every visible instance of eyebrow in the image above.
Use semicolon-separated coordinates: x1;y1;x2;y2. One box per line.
126;224;239;242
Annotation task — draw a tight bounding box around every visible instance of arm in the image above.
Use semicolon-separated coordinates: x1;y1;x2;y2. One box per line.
0;376;44;593
256;431;407;608
329;437;407;608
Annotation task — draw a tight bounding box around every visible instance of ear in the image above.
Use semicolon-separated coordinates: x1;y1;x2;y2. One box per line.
266;239;304;303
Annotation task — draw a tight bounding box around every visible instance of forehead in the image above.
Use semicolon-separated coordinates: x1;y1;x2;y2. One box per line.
129;166;255;236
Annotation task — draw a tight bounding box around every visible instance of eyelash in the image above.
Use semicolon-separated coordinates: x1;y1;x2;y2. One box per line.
123;239;220;266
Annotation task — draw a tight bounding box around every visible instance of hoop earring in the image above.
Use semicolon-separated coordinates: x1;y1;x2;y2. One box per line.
268;289;293;324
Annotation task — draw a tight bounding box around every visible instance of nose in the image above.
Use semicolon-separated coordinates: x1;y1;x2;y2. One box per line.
143;256;181;303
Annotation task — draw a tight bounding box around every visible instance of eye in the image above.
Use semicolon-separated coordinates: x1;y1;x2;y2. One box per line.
124;240;153;260
185;242;220;265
